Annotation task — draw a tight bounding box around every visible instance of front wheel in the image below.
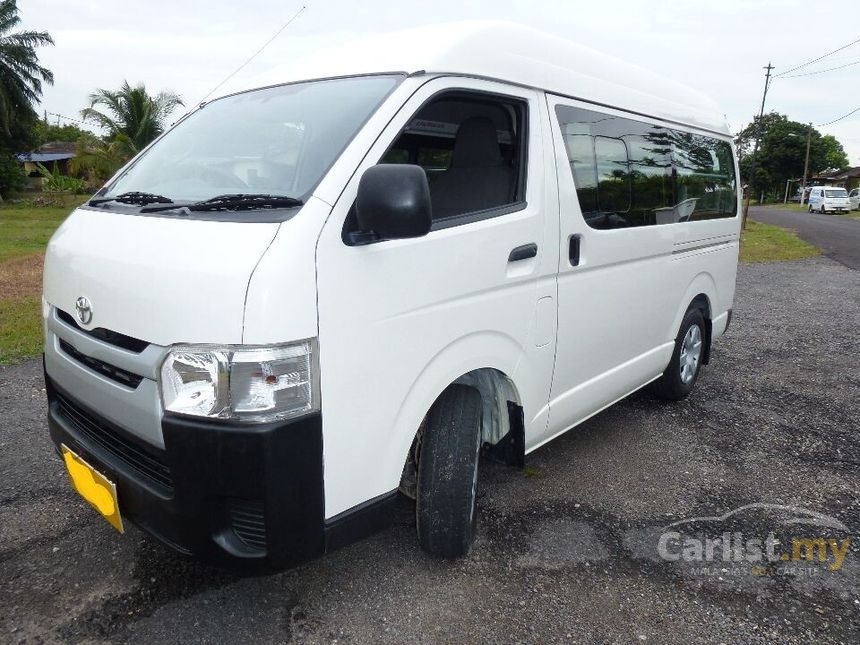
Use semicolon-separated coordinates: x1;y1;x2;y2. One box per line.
651;308;706;401
416;384;483;557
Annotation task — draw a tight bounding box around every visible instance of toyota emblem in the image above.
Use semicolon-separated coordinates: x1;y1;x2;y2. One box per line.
75;296;93;325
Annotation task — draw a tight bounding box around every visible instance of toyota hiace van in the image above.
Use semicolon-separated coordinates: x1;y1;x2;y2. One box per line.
43;22;740;568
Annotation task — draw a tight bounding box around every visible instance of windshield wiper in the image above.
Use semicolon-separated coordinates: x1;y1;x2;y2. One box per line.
190;193;303;211
90;191;174;207
140;193;303;213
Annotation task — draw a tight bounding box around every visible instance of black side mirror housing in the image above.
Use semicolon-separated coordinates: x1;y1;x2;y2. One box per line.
355;164;432;240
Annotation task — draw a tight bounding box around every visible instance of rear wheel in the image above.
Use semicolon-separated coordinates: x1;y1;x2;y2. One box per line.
416;384;483;557
651;308;706;401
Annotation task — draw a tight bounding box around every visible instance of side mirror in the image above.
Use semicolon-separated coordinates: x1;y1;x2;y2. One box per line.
355;164;432;240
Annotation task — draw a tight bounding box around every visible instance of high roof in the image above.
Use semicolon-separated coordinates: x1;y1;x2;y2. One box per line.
231;21;730;136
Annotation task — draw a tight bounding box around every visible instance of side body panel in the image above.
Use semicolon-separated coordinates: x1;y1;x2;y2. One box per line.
315;77;559;518
541;93;740;446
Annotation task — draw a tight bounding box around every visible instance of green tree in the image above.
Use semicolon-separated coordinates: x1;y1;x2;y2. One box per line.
0;0;53;197
819;134;849;172
736;112;850;199
81;81;183;156
69;131;128;185
32;118;87;146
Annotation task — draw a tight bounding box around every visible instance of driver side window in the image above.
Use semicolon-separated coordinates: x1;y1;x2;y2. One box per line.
380;90;527;223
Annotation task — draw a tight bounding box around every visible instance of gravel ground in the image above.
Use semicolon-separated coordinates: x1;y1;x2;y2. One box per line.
1;256;858;644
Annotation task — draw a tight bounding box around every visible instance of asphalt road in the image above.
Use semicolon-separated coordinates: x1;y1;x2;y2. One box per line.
2;257;859;644
749;206;860;270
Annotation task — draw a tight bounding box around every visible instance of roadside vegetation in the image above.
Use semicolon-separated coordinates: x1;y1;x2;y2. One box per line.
0;0;183;363
736;112;850;204
739;219;819;263
0;195;84;363
760;202;860;219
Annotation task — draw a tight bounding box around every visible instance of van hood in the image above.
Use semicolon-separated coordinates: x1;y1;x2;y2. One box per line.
43;208;280;346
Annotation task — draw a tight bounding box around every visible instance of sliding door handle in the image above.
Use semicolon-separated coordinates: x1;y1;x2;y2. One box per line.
508;243;538;262
569;235;582;266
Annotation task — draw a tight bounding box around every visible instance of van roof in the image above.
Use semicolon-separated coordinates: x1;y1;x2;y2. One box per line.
230;21;731;137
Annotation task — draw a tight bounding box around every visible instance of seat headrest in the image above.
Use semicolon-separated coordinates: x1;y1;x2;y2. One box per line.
451;117;503;168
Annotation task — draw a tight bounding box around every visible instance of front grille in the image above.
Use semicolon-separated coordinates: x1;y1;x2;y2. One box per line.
54;390;173;492
59;339;144;389
57;309;150;353
228;498;267;551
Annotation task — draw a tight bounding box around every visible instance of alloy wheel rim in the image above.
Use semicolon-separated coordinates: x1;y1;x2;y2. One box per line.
679;324;703;384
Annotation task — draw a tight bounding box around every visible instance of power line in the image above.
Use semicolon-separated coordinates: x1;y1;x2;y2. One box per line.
780;59;860;78
197;4;307;105
817;105;860;127
45;111;86;125
775;36;860;77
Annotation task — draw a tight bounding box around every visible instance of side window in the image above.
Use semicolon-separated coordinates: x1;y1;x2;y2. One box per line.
594;137;630;214
627;131;673;226
672;131;737;220
560;125;597;213
556;104;737;229
381;91;527;222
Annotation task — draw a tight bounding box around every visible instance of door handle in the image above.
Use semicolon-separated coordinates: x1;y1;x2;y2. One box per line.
569;235;582;266
508;243;538;262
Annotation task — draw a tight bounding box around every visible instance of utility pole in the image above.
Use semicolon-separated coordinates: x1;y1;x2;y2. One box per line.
742;62;774;229
799;122;812;206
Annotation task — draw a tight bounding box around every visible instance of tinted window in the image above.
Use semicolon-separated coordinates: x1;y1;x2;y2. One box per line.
382;93;526;221
595;137;630;213
556;105;737;229
672;130;737;220
559;124;597;213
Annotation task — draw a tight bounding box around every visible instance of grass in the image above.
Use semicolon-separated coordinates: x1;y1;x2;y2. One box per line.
0;194;85;364
760;202;860;219
0;295;42;363
740;220;820;263
0;194;85;262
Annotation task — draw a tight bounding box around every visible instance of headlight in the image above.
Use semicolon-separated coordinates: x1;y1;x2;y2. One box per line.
159;340;318;423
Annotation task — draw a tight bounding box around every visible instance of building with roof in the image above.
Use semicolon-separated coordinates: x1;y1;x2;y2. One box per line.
822;167;860;190
17;141;77;177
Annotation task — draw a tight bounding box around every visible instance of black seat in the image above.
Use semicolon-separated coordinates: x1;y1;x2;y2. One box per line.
430;117;514;219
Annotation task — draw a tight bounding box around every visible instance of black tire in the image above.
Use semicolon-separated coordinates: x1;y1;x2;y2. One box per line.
651;308;706;401
808;204;813;213
416;384;482;557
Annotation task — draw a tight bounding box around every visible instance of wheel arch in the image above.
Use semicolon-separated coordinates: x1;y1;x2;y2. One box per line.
386;332;527;496
670;273;717;365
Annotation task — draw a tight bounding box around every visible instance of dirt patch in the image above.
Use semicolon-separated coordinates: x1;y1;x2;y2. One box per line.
0;253;44;300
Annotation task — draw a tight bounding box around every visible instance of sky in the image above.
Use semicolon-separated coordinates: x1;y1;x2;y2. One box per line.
20;0;860;165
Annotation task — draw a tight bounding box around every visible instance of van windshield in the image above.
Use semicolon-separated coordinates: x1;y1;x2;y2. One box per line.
825;189;848;198
97;75;401;210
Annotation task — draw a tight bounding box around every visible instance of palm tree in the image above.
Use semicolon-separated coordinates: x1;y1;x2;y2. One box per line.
81;81;183;155
0;0;54;135
69;132;131;185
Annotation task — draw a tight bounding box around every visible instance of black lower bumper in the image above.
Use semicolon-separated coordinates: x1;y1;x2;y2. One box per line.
46;374;327;571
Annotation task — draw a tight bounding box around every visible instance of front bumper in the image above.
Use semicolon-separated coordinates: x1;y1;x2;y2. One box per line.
46;372;326;571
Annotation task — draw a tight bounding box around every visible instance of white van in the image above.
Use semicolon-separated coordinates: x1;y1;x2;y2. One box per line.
42;22;740;569
808;185;851;213
847;187;859;211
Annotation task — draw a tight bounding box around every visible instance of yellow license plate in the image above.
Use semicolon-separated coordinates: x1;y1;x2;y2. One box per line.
61;444;124;533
